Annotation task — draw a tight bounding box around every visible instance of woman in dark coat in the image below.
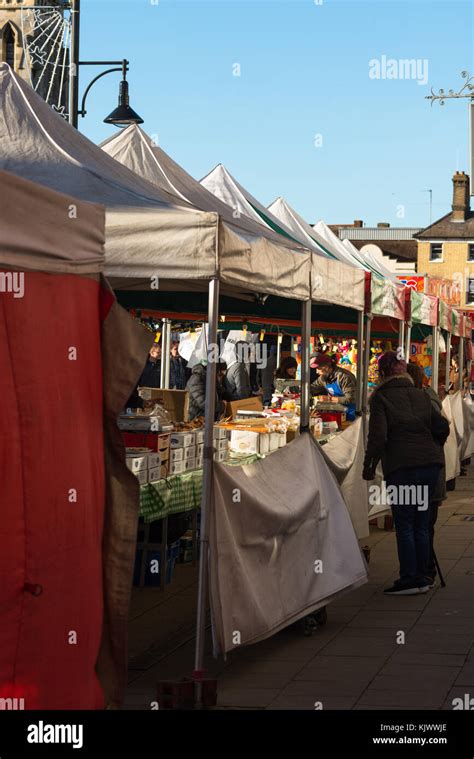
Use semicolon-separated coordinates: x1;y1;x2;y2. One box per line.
407;362;447;585
186;361;227;420
363;352;450;595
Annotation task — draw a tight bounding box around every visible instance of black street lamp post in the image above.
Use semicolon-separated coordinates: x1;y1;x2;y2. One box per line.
69;0;143;128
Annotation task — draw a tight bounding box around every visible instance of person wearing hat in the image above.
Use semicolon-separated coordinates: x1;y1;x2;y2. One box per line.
310;352;357;420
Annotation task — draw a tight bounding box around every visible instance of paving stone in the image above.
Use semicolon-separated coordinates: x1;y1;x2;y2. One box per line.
320;635;398;657
266;694;358;710
356;689;446;708
217;688;281;708
387;651;466;668
348;610;420;629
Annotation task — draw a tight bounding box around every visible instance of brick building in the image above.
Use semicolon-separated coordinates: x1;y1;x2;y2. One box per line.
415;172;474;311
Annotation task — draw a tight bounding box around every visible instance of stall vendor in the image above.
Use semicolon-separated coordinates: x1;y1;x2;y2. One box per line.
310;352;357;421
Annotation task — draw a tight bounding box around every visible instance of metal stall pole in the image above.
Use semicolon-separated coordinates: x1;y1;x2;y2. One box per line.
193;277;219;706
277;332;282;369
445;332;452;392
405;321;412;364
459;337;465;394
398;321;405;359
160;317;167;388
432;326;440;393
163;319;171;390
361;314;372;416
356;310;364;414
300;300;311;431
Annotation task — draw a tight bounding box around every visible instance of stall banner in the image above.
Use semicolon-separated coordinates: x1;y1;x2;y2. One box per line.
439;300;453;332
452;309;462;337
397;275;424;292
426;276;462;307
410;290;438;326
465;314;473;338
371;277;405;320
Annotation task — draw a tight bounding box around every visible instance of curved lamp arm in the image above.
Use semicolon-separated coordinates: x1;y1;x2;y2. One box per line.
78;67;122;118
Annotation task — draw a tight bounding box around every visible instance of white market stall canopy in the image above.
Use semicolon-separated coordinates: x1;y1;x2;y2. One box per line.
0;65;310;301
267;197;365;310
312;220;367;269
341;238;400;283
200;164;366;309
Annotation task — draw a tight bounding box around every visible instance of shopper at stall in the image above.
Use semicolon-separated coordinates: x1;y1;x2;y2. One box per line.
186;360;227;420
259;343;277;406
407;362;447;587
224;342;251;400
310;352;357;420
363;351;449;595
275;356;298;379
169;341;187;390
138;342;162;388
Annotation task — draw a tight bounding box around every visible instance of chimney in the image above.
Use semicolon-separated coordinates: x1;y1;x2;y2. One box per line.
452;171;470;222
353;220;363;228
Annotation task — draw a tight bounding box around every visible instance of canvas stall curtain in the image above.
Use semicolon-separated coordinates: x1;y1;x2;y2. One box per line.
209;433;368;655
318;417;369;539
0;170;151;709
370;277;406;320
442;395;461;481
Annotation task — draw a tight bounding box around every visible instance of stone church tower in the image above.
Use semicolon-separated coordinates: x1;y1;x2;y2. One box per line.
0;0;69;114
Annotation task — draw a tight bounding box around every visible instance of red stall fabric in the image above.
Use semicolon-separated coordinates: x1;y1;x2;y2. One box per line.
0;170;152;709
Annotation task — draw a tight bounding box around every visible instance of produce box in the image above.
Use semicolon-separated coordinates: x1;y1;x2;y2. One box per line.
183;445;196;461
138;388;189;422
184;458;196;472
135;469;148;486
148;453;161;469
224;396;263;419
229;429;260;455
126;455;148;474
169;460;185;475
213;426;228;440
170;432;195;449
170;448;184;463
195;429;205;444
214;450;227;463
148;466;161;482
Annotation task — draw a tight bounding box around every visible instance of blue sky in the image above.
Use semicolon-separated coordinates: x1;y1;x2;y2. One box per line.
80;0;473;228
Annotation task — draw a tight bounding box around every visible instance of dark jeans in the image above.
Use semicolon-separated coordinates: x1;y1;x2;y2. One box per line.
386;465;441;586
427;500;440;578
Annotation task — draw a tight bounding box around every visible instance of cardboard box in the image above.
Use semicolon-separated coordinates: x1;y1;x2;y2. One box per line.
148;453;161;469
214;450;227;463
197;442;204;457
195;455;203;468
138;388;189;422
269;432;282;452
195;429;205;444
135;469;148;486
258;434;270;454
126;455;148;473
170;448;184;463
213;426;228;440
184;458;196;472
229;430;260;455
169;460;185;476
286;430;299;444
184;445;196;461
217;439;228;452
277;433;286;448
225;396;263;419
171;432;195;448
157;433;170;448
148;466;161;482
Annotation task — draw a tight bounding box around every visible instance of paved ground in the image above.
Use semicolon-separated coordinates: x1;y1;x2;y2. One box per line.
125;465;474;710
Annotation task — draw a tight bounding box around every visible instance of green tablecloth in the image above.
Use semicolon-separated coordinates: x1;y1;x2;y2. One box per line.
140;469;204;523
